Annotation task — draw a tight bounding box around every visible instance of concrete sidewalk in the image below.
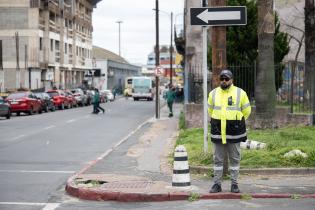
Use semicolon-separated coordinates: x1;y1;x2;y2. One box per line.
65;103;315;202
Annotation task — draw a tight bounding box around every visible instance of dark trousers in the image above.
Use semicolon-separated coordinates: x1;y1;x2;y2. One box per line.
167;101;173;115
93;102;104;113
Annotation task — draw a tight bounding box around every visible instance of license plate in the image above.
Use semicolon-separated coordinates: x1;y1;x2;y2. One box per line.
11;101;18;104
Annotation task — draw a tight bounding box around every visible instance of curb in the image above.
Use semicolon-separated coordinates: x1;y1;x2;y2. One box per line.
190;166;315;175
65;180;315;202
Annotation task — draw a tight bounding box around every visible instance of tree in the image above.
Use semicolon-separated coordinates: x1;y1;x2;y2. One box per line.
305;0;315;119
207;0;290;101
229;0;289;96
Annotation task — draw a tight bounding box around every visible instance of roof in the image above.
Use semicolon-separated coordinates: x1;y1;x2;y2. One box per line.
92;46;128;64
91;0;103;6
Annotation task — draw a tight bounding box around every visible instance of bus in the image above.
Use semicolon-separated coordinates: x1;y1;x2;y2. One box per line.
132;77;155;101
124;77;133;96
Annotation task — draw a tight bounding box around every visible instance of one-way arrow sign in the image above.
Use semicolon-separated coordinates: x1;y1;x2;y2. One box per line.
190;6;247;26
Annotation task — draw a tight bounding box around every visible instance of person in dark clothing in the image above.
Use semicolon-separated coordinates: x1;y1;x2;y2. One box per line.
92;89;105;114
165;86;176;117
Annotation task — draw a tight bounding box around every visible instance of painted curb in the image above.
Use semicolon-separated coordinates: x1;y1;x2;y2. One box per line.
65;180;315;202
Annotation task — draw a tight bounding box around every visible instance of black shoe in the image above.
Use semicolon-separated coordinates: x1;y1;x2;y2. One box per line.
231;184;240;193
209;184;222;193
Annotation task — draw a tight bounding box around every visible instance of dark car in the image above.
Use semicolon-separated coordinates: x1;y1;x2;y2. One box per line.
34;92;56;112
6;91;42;115
0;96;11;119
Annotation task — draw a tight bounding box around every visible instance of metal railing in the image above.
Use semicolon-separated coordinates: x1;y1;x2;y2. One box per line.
187;61;313;114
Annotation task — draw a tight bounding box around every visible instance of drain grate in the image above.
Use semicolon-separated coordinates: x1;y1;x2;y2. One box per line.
102;181;152;189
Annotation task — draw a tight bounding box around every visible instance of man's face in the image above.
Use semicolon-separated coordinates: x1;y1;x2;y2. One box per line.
220;76;233;90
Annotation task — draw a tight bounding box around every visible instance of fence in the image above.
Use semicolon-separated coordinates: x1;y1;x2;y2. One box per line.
187;61;314;114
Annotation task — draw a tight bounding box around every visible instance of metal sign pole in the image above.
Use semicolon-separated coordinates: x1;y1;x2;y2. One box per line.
202;26;208;153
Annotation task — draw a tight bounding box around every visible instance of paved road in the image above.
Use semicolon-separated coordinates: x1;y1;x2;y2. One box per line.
0;98;156;210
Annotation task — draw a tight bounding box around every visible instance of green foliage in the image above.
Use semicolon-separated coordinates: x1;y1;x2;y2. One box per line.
188;192;200;202
179;111;186;130
208;0;290;96
241;193;252;200
176;126;315;168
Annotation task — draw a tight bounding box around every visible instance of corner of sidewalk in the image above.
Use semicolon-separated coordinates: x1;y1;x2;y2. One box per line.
65;102;315;202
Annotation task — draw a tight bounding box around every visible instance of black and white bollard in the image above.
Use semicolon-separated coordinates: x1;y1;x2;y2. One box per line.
172;145;190;187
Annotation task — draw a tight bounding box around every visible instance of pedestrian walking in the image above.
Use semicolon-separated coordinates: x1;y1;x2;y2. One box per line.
165;85;176;117
92;88;105;114
207;69;251;193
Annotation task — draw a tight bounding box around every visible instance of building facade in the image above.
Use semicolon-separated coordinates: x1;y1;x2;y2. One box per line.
0;0;102;92
92;45;141;93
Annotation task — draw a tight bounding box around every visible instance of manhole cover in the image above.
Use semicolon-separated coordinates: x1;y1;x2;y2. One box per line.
102;181;152;189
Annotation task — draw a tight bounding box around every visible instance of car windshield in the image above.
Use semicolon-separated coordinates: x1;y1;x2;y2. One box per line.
47;92;59;97
34;93;42;98
7;92;28;99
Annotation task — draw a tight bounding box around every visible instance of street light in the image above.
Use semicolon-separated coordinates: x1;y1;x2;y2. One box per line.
116;20;123;56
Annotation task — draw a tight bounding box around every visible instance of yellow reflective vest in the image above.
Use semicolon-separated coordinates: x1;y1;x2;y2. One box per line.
208;85;251;144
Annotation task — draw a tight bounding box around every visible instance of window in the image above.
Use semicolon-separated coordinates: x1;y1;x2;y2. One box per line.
64;43;67;54
50;39;53;51
55;40;60;51
39;37;43;51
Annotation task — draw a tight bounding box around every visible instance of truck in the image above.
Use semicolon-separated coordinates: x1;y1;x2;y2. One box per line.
132;77;155;101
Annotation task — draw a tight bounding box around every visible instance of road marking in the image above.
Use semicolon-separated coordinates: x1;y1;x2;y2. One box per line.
11;134;26;140
44;125;56;130
66;119;76;123
42;203;61;210
0;169;75;174
0;202;60;210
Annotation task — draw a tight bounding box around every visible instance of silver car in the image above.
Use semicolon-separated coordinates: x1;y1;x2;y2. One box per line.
71;88;87;106
0;96;11;119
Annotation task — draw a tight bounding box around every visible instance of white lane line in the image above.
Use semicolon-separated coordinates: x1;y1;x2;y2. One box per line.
42;203;61;210
0;202;60;209
0;169;75;174
66;119;76;123
44;125;56;130
11;134;26;140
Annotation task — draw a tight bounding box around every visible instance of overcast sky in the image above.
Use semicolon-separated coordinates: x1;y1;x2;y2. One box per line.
92;0;185;65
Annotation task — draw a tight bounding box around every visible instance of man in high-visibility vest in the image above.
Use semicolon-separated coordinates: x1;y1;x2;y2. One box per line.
208;69;251;193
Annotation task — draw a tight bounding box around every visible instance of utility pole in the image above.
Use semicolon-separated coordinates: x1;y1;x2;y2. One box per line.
116;21;123;56
170;12;173;86
155;0;160;119
211;0;227;88
15;32;20;89
25;45;28;90
0;40;3;92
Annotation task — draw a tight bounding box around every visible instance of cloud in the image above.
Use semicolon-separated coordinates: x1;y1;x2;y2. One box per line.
92;0;184;64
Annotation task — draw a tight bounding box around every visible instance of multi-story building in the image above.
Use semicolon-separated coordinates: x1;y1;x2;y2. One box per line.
143;45;183;85
0;0;102;92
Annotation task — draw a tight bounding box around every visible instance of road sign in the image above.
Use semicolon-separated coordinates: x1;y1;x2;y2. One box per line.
155;65;164;76
190;6;247;26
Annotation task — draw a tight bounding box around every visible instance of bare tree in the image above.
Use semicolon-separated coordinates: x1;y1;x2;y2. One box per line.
255;0;276;128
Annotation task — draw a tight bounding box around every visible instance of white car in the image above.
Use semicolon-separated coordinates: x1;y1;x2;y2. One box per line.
101;90;114;102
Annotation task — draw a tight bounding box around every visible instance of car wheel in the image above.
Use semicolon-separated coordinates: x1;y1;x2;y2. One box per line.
45;106;49;112
6;110;11;119
60;103;65;110
17;112;20;116
29;108;34;115
51;106;56;112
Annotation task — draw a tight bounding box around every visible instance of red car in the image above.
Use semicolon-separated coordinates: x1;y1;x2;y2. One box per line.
47;90;71;110
6;91;42;115
65;90;78;108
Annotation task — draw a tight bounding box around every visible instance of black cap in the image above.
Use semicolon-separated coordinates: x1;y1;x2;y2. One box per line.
219;69;233;79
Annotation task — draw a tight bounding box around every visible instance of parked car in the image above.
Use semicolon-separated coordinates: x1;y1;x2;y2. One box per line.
84;90;94;105
47;89;71;110
101;89;115;102
70;88;87;106
6;91;42;115
65;90;78;108
34;92;56;112
0;96;11;119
